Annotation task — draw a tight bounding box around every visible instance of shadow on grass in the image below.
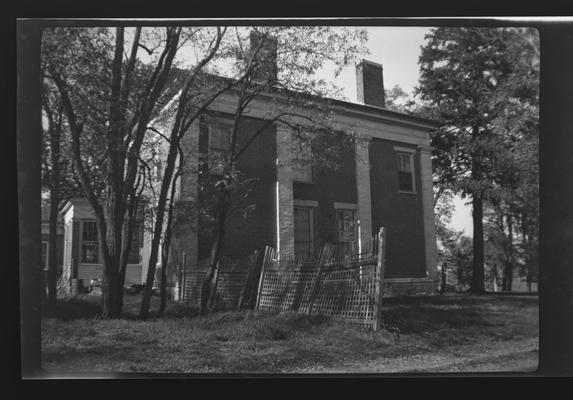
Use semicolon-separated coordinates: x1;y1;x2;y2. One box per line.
381;293;538;348
43;296;102;321
43;293;203;321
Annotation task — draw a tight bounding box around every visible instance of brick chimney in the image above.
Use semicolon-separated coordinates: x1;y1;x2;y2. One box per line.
356;60;385;108
249;31;278;83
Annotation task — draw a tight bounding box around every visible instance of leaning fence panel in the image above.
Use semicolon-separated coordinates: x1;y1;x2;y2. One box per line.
256;227;386;329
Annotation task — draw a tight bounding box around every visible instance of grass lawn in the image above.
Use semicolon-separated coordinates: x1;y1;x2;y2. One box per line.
40;292;538;375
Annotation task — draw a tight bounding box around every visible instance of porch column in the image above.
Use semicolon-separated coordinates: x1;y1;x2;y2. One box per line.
419;144;438;288
276;123;294;254
355;136;373;247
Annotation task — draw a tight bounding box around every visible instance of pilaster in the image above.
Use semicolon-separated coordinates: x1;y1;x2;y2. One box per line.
419;145;438;288
355;136;373;248
276;123;294;254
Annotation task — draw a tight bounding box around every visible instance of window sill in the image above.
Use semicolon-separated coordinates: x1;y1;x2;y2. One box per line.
398;190;417;196
293;180;314;184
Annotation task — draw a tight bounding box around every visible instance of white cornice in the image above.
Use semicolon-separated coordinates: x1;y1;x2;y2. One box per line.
207;91;433;146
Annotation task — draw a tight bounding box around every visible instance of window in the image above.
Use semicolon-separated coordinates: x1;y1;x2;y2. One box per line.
335;206;358;255
81;221;99;263
396;151;416;193
209;124;232;174
294;206;314;260
41;242;49;270
292;142;313;183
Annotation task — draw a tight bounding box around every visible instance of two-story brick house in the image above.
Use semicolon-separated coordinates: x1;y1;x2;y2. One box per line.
166;55;442;298
58;36;441;298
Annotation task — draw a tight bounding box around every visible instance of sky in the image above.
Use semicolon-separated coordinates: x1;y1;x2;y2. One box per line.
334;27;434;99
328;26;474;235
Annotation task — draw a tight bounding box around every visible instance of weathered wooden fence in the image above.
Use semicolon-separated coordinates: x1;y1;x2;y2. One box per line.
256;227;387;330
180;227;387;330
180;251;262;310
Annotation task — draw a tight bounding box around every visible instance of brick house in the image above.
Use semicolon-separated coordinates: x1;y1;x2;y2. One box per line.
58;39;442;297
169;62;440;298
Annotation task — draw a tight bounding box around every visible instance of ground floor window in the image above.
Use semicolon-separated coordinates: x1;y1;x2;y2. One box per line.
335;207;358;254
81;220;99;263
294;206;314;260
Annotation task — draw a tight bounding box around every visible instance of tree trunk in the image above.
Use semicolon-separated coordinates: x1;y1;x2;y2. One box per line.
140;138;182;320
159;242;169;316
118;192;140;314
140;223;162;319
159;170;179;316
200;191;230;315
470;194;486;293
100;265;122;318
100;190;126;318
506;213;514;292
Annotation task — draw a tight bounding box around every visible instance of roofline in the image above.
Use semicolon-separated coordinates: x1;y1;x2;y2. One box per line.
59;197;89;216
322;96;443;131
160;70;443;132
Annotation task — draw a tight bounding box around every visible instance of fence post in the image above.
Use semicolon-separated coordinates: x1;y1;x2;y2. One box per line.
255;246;272;310
372;227;386;331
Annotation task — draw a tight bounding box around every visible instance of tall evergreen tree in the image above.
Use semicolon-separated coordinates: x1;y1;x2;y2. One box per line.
417;27;539;293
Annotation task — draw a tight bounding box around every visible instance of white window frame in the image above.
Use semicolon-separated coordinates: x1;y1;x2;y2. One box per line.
208;122;233;175
333;203;358;250
80;220;99;264
292;140;313;183
394;146;417;194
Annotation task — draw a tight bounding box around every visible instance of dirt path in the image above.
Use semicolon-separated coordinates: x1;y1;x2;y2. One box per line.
294;337;538;374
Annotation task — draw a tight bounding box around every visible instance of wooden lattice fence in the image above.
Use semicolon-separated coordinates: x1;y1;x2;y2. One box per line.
256;227;387;330
181;257;250;310
180;227;387;329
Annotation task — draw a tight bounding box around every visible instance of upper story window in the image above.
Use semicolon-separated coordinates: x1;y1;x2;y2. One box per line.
209;123;232;174
292;141;313;183
395;146;416;194
81;220;99;263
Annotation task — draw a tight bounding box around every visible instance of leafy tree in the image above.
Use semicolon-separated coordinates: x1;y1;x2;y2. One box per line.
43;26;183;317
417;27;539;293
187;27;368;315
40;80;82;304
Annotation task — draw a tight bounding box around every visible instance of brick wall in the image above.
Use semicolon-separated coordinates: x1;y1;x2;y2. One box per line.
293;139;357;248
369;138;427;278
197;113;277;260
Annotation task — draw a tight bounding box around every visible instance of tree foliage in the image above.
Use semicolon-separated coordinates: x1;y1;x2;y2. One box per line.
41;25;369;318
416;27;539;292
